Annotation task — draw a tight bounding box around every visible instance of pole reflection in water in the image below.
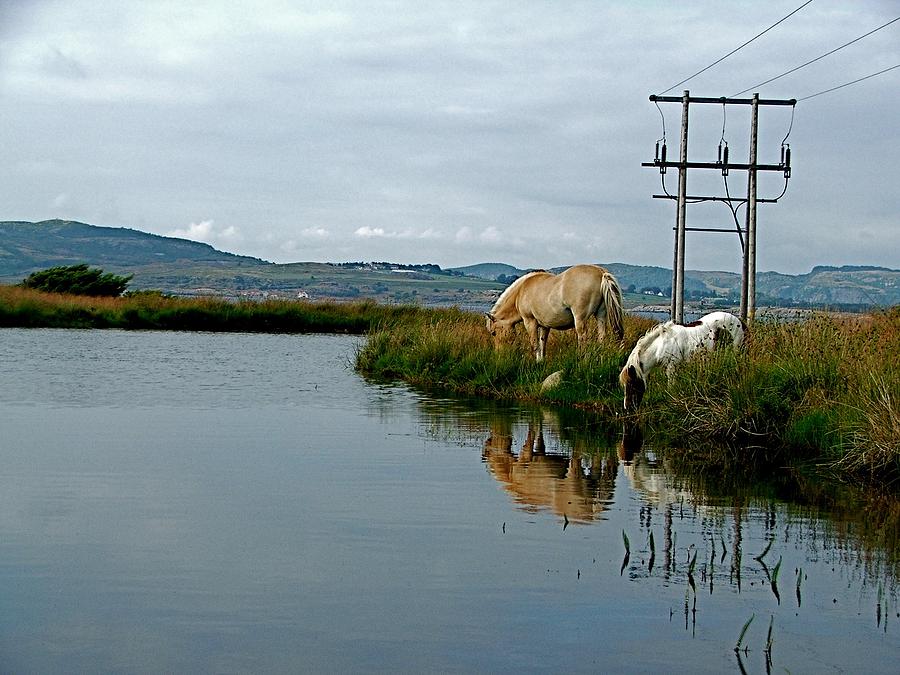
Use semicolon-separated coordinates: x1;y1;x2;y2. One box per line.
2;329;898;673
418;393;899;673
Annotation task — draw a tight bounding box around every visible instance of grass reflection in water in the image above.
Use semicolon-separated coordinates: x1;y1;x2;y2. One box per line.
417;395;899;671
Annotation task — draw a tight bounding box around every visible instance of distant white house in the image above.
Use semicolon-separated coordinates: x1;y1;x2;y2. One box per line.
297;290;310;299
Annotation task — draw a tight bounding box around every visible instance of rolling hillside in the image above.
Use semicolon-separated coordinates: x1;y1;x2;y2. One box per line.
1;220;897;308
0;219;267;277
452;261;900;308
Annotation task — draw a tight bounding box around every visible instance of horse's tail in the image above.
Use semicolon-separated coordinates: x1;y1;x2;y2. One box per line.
600;271;625;342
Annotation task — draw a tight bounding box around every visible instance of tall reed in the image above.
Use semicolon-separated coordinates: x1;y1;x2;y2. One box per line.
646;310;899;482
0;285;424;333
359;305;899;485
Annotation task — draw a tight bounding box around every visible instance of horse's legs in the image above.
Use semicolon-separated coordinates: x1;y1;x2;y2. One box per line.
523;317;543;361
573;313;593;347
595;306;607;342
537;326;550;361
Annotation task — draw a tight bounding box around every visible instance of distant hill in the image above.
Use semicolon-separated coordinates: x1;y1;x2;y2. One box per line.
0;219;268;280
1;220;896;308
451;262;524;280
450;261;900;308
0;220;502;307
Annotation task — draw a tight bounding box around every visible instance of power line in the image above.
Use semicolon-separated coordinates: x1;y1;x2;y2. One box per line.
798;63;900;101
732;15;900;96
657;0;813;95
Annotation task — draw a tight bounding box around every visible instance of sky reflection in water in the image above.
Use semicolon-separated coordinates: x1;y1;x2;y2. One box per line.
0;329;896;673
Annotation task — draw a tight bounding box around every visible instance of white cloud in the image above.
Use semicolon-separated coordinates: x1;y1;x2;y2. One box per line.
479;226;502;243
168;220;242;248
354;226;386;238
169;220;212;239
454;227;473;243
302;226;329;238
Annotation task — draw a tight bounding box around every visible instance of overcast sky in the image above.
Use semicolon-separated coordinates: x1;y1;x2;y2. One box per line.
1;1;897;273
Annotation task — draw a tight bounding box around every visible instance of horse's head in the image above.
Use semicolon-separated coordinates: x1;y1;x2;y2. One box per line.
485;311;496;334
619;363;646;413
618;420;644;462
485;311;514;344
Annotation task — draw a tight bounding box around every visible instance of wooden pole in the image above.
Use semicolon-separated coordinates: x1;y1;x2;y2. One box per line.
673;90;689;323
741;93;759;322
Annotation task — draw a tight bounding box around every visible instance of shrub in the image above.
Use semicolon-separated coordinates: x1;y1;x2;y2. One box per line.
21;264;132;297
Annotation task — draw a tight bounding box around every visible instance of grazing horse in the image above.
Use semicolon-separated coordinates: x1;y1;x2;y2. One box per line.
619;311;745;412
485;264;625;362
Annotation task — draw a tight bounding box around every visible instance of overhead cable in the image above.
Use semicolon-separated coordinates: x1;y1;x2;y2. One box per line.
798;63;900;101
657;0;813;95
732;15;900;96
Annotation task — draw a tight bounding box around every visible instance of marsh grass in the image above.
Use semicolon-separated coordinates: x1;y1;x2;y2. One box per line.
642;309;900;483
357;309;652;407
7;284;896;485
0;285;425;333
358;305;899;486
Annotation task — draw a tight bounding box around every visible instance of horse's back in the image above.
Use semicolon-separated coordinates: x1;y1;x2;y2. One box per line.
557;264;611;305
699;311;744;345
559;264;609;284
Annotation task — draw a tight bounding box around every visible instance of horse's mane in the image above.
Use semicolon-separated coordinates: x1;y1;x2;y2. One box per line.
490;270;545;312
634;321;669;351
623;321;669;374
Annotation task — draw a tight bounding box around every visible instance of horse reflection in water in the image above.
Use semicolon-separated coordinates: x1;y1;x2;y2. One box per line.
615;421;693;510
482;413;618;523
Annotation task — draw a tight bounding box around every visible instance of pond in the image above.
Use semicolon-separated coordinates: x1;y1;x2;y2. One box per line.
0;329;896;673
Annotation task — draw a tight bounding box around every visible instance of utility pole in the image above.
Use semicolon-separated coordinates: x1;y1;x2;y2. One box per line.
745;93;759;321
673;91;689;323
644;92;794;324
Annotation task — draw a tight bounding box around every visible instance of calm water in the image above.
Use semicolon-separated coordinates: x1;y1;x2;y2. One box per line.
0;329;896;673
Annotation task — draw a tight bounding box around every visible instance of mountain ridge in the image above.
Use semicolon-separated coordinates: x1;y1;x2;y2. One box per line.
1;220;897;307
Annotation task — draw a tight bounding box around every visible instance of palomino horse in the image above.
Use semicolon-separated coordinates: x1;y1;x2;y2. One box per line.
619;311;745;412
485;264;625;362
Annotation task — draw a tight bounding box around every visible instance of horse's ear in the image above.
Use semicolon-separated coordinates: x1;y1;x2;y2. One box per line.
485;312;495;321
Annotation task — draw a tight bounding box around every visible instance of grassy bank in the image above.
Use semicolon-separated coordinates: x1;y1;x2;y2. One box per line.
3;284;896;485
356;306;900;486
0;285;424;333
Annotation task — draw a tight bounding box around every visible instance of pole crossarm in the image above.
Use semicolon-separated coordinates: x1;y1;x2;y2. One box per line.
674;227;748;234
650;94;796;106
642;161;787;171
652;194;781;204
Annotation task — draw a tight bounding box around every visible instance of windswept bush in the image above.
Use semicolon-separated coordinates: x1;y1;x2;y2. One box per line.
21;264;133;296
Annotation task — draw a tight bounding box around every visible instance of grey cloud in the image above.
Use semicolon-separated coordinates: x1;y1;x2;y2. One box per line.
0;1;897;272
